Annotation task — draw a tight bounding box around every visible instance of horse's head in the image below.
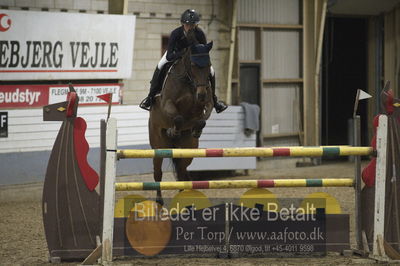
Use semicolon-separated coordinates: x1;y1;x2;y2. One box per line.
184;41;213;104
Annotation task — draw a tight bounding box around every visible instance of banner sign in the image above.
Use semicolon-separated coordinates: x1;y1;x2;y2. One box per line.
109;197;351;258
0;10;135;80
0;112;7;138
0;84;121;108
0;85;49;108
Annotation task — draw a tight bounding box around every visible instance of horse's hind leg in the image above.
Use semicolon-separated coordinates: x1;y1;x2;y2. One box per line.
173;158;194;181
174;136;199;182
153;157;164;205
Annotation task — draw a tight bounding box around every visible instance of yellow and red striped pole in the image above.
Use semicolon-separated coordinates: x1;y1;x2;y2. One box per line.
115;178;354;191
117;146;373;159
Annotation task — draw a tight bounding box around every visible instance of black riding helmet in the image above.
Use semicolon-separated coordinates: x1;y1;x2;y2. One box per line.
180;9;200;25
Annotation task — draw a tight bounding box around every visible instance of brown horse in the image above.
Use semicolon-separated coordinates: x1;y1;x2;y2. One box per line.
149;32;214;204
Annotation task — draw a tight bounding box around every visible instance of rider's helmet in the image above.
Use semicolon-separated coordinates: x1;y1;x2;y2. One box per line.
180;9;200;25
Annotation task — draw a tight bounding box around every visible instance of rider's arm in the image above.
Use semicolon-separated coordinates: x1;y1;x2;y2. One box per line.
166;28;183;61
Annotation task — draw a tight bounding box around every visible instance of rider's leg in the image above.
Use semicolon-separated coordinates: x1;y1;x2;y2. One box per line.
210;66;228;113
140;52;169;110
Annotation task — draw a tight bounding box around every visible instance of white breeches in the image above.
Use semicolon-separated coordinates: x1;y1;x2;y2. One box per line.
157;52;169;70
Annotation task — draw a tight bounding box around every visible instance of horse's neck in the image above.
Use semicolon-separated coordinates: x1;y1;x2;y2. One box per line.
162;53;211;117
160;63;175;90
172;59;185;75
167;57;191;93
175;54;190;75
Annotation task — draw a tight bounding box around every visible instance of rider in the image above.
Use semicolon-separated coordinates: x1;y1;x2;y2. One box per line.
139;9;228;113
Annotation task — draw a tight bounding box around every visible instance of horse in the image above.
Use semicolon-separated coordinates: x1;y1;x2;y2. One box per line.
148;31;214;205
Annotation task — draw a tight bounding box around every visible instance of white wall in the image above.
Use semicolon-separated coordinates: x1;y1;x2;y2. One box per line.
0;105;256;174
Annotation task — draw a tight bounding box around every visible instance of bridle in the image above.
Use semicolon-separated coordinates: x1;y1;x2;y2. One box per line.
180;49;210;91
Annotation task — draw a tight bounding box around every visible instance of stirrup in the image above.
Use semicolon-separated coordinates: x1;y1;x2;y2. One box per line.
215;101;228;113
139;97;152;111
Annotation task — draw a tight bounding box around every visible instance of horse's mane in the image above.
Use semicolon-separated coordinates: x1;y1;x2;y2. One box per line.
181;29;198;67
186;28;199;46
169;30;197;82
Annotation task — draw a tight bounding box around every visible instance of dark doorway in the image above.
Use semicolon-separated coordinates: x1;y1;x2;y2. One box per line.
322;17;368;146
240;64;261;146
240;64;260;105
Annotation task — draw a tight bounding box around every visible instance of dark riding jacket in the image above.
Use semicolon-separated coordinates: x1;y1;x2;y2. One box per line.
166;26;207;61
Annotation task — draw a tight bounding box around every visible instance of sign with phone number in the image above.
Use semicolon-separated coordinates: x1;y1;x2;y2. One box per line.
0;83;121;108
49;85;120;105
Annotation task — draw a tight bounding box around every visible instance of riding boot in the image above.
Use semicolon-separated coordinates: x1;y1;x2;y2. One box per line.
210;74;228;113
139;68;162;110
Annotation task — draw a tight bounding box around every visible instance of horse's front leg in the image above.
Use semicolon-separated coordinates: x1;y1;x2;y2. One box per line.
153;157;164;205
192;120;206;138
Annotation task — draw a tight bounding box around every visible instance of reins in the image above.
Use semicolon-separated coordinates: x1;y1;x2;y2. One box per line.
170;49;208;91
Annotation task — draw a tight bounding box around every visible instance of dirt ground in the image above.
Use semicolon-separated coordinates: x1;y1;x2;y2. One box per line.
0;159;384;265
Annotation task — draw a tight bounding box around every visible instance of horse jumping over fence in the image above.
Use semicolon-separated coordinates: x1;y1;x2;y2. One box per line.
148;30;214;205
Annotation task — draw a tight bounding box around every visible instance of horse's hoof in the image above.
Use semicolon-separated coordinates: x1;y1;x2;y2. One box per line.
166;128;180;139
174;115;184;128
192;130;202;138
156;197;164;206
166;128;174;138
195;120;206;130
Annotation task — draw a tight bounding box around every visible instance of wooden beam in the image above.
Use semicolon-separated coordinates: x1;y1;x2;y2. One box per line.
395;6;400;96
367;18;377;143
238;23;303;29
384;11;396;94
314;0;327;148
263;132;303;139
255;27;262;60
373;115;388;257
82;244;102;265
303;0;316;146
226;0;238;105
354;115;362;250
239;60;262;64
101;118;118;263
263;78;303;84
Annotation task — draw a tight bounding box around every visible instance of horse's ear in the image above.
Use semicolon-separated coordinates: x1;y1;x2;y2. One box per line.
206;41;213;52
